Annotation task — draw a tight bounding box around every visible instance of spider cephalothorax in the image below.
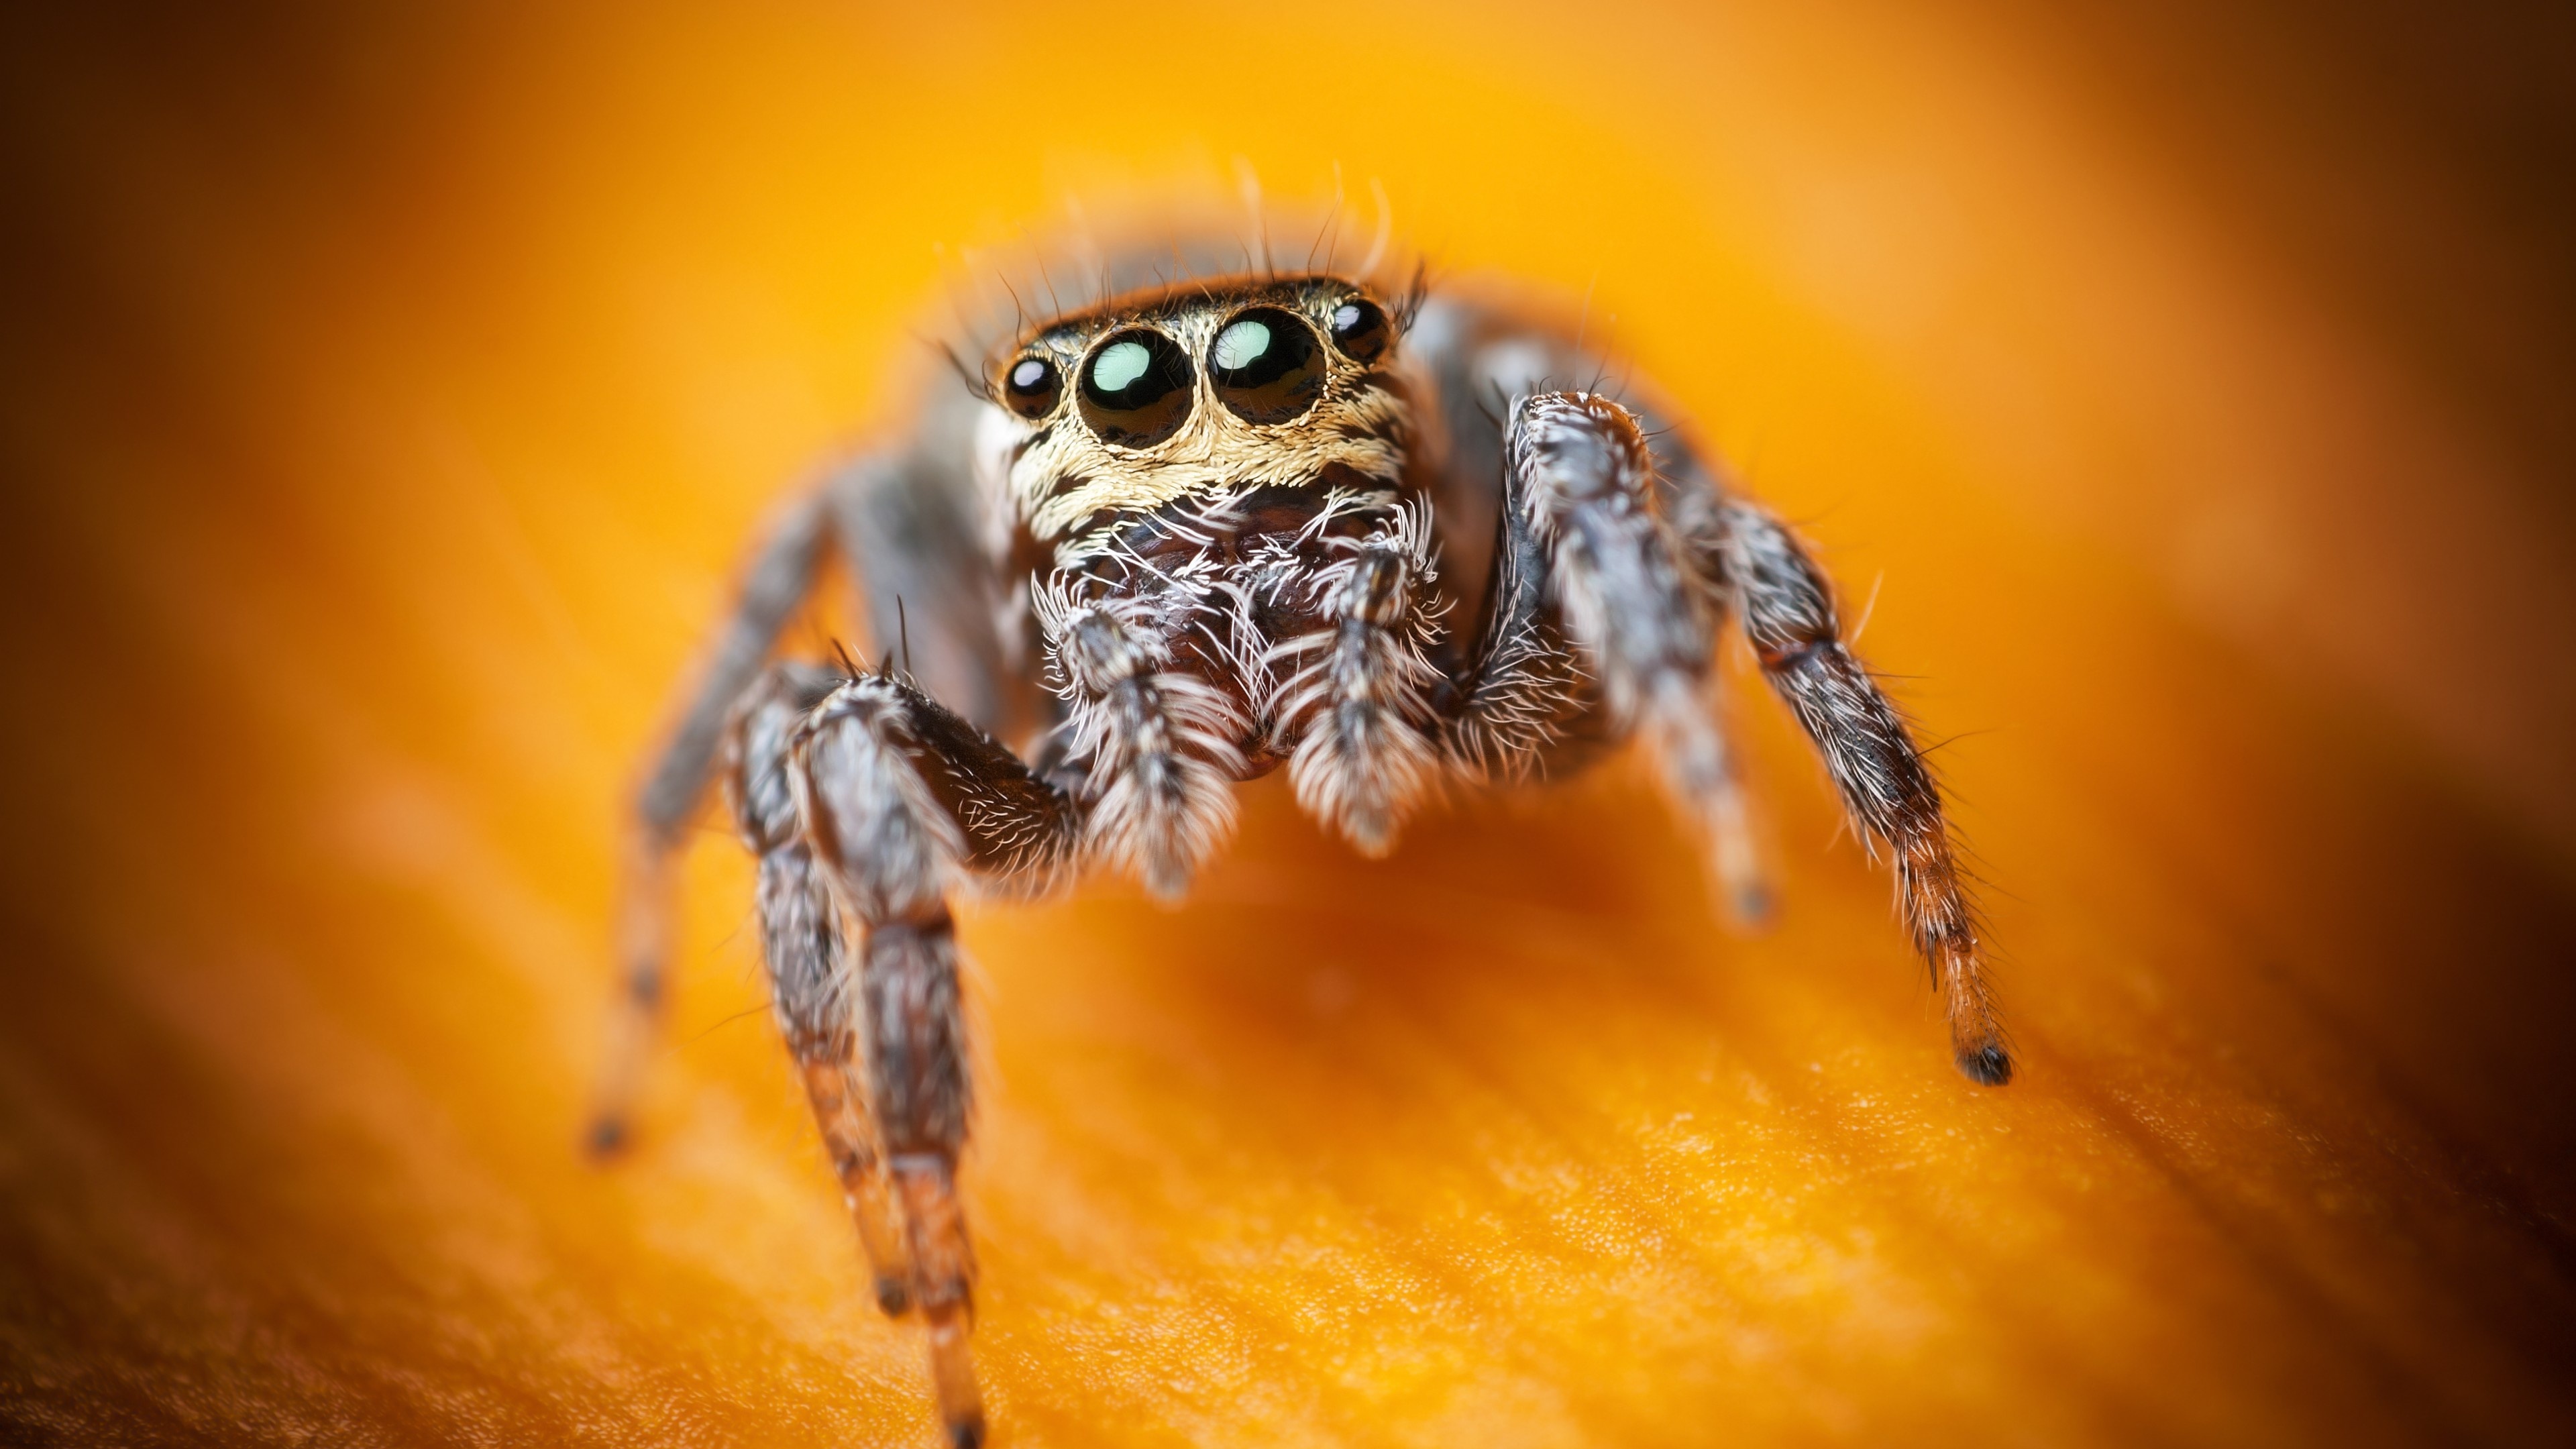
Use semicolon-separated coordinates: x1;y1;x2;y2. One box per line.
591;261;2012;1449
972;277;1449;894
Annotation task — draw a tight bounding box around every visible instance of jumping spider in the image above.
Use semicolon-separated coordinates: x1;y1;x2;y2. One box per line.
589;256;2012;1447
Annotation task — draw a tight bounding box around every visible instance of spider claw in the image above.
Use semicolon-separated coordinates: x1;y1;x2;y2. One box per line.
926;1308;984;1449
875;1276;912;1317
584;1114;631;1161
1724;879;1775;930
1957;1040;2015;1087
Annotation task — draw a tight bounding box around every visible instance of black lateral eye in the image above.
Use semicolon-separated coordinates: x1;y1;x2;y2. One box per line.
1208;307;1324;425
1001;354;1061;419
1329;297;1391;364
1077;329;1195;447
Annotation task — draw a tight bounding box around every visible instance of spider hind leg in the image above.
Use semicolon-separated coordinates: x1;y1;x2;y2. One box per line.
590;490;835;1156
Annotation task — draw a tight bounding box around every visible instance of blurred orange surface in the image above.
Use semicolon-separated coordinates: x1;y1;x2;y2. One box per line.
1;3;2573;1445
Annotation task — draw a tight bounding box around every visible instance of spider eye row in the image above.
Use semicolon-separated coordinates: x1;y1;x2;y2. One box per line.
998;297;1393;446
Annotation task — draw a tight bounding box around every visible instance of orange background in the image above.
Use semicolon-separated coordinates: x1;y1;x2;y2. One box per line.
3;2;2573;1444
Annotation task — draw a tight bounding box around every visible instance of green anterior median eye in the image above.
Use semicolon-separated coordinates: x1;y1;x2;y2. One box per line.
1078;329;1193;447
1208;307;1323;425
1090;341;1150;392
1212;318;1271;372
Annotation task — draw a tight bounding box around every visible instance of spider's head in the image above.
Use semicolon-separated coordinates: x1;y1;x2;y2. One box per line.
973;275;1417;568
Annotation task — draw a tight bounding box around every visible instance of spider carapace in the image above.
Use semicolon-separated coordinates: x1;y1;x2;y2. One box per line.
590;258;2011;1447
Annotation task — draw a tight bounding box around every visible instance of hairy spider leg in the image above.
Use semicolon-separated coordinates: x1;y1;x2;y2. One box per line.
793;674;1081;1449
1499;390;1769;924
592;488;834;1156
729;664;913;1312
1409;308;1769;922
1436;406;1606;778
1719;500;2013;1085
599;417;1047;1445
1269;504;1445;855
593;437;1026;1156
1659;456;1774;924
1040;587;1246;900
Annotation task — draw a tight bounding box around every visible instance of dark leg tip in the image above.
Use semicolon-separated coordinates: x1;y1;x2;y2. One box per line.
584;1115;631;1161
875;1277;912;1317
947;1416;986;1449
624;969;664;1010
1956;1042;2014;1087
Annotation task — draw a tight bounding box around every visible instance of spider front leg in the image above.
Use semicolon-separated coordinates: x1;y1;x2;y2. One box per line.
1272;506;1445;855
791;671;1079;1449
1501;391;1768;921
1038;586;1246;898
594;442;1027;1158
1719;502;2012;1085
727;663;912;1313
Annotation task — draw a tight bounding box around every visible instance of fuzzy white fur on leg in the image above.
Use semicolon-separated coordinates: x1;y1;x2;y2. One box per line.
1269;501;1446;855
1036;582;1246;899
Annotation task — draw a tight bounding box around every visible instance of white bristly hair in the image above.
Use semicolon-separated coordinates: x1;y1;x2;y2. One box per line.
1265;496;1448;854
1034;576;1248;899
